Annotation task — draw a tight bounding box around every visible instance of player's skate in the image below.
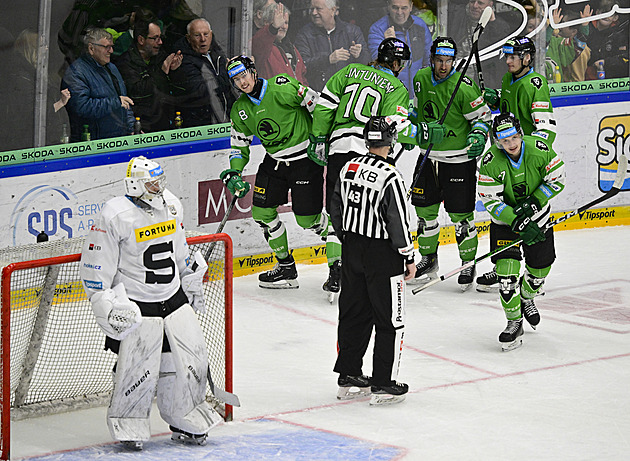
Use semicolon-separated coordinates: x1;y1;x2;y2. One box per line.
323;260;342;303
408;253;438;287
259;255;299;289
457;262;476;292
476;268;499;292
337;374;371;400
121;441;143;451
369;381;409;406
521;297;540;329
170;426;208;446
499;318;524;352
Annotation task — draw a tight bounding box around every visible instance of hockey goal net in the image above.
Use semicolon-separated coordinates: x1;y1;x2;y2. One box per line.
0;232;233;460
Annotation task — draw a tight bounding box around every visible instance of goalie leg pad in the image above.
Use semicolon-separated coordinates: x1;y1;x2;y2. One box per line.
158;304;221;435
107;317;163;442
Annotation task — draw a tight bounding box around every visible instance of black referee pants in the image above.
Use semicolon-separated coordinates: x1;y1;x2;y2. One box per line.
333;233;406;387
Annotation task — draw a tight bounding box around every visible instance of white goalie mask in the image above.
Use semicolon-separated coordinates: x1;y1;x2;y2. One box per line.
124;156;167;208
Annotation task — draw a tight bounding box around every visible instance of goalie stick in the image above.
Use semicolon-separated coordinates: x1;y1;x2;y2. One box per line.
406;6;493;199
412;154;629;295
204;195;238;260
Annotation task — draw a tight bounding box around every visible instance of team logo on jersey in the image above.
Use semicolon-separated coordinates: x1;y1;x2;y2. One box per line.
135;219;176;242
275;76;290;85
422;101;440;122
462;76;473;87
535;140;550;152
531;76;543;90
257;119;281;142
482;151;494;166
345;162;360;180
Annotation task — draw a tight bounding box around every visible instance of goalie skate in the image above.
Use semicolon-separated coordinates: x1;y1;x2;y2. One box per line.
121;441;143;451
259;255;299;289
499;318;524;352
369;382;408;406
170;426;208;446
337;374;371;400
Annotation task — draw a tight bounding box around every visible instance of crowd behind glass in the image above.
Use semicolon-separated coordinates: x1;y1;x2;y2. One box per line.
0;0;627;152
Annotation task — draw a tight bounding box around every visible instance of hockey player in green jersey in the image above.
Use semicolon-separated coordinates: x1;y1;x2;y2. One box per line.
220;55;335;290
478;113;565;351
308;37;445;296
408;37;492;291
477;35;558;293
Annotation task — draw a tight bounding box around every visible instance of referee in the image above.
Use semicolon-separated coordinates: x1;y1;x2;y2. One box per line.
330;116;416;406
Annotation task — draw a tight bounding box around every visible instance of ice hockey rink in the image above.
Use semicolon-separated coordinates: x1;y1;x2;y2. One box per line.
11;225;630;461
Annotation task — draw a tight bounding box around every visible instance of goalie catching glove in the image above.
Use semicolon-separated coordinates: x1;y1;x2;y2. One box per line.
90;283;142;341
511;214;546;245
220;169;250;198
180;250;208;314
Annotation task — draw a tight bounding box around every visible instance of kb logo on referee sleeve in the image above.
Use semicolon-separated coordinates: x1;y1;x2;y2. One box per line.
358;169;378;183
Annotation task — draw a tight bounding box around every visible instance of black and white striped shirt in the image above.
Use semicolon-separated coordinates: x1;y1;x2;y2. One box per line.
330;153;415;263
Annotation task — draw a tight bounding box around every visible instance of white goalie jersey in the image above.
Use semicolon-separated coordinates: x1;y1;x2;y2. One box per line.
80;189;190;303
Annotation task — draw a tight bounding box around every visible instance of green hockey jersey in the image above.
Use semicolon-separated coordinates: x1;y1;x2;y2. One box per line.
411;67;491;163
498;69;556;144
478;133;565;228
229;74;319;171
312;63;416;157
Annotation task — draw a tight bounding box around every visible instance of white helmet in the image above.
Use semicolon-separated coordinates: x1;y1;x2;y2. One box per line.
124;156;167;207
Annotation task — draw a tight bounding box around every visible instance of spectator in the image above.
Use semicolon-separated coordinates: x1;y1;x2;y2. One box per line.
586;0;630;79
294;0;369;92
368;0;432;97
253;0;278;35
252;2;308;84
62;28;134;142
447;0;513;89
116;19;187;132
415;1;438;40
173;18;236;126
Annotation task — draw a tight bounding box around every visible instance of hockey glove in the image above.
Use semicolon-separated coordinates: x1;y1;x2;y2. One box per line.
466;129;487;159
180;250;208;314
511;215;546;246
220;169;250;198
417;121;446;146
307;134;329;166
483;88;500;110
90;283;142;341
513;195;543;219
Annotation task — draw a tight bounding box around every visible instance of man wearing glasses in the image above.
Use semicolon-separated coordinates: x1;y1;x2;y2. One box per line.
62;28;135;142
116;20;187;132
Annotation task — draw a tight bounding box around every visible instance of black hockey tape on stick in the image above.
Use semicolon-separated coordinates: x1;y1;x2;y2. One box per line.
406;6;493;200
412;154;629;295
204;195;238;260
207;365;241;406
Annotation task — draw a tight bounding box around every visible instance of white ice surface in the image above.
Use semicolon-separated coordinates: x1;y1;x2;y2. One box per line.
11;226;630;460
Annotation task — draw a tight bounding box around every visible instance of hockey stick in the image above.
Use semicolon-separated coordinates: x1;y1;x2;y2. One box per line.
204;195;238;260
406;6;493;199
473;41;485;92
207;365;241;406
412;154;628;295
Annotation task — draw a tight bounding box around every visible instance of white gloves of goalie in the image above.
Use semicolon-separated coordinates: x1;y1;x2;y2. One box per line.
90;283;142;341
180;250;208;314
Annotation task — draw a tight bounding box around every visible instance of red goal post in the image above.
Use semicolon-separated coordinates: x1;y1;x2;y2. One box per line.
0;233;233;461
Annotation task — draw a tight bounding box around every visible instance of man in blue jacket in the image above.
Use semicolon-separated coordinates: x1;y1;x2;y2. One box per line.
62;28;135;142
368;0;432;97
294;0;369;93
